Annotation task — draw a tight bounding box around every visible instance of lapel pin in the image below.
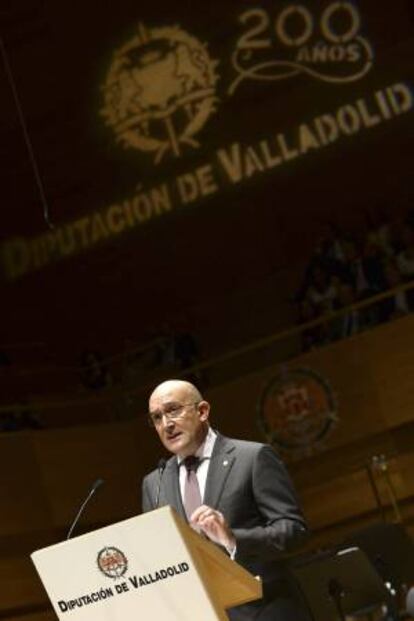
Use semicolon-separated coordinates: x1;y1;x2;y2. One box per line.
223;460;229;466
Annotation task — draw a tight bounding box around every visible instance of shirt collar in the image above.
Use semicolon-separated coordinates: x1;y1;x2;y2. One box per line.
177;427;217;465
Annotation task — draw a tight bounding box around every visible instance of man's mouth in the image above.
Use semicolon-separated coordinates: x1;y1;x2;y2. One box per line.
166;431;182;442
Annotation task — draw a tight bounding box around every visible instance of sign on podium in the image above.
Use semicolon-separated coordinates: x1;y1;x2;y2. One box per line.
31;505;262;621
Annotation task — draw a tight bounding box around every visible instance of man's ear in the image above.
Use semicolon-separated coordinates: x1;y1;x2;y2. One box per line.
198;400;210;422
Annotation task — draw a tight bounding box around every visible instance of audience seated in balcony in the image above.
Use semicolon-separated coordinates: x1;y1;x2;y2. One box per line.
296;210;414;350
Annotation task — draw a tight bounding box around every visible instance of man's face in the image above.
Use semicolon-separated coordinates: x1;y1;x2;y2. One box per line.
148;383;209;457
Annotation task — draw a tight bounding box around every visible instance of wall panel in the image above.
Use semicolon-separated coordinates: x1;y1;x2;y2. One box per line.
2;315;414;618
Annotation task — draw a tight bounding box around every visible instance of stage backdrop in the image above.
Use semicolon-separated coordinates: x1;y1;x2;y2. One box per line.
0;0;413;357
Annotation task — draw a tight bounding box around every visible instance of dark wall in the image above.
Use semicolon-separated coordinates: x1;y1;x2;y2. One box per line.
1;0;413;362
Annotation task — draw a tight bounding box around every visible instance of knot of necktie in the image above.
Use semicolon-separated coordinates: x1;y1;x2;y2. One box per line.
183;455;201;473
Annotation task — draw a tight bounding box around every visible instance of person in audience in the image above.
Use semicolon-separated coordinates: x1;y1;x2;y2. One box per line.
379;260;412;321
330;281;360;340
396;223;414;280
359;237;387;297
79;350;112;390
306;264;339;316
297;298;328;350
0;407;43;432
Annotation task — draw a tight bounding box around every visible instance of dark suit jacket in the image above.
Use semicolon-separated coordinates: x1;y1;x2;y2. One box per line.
141;433;309;621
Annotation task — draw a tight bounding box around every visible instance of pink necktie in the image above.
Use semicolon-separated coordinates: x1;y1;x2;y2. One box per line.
183;456;202;521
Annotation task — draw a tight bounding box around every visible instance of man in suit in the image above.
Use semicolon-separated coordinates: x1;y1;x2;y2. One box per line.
142;379;309;621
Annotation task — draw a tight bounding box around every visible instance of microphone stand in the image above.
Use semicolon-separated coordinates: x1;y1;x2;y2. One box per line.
155;459;167;508
328;578;346;621
66;479;104;540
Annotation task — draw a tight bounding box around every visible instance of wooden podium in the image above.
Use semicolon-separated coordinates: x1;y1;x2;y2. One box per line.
31;506;262;621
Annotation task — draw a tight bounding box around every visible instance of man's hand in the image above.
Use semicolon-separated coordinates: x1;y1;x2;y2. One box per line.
190;505;236;553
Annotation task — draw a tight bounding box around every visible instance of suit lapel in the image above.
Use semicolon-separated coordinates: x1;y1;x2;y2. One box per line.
204;434;236;508
162;457;186;519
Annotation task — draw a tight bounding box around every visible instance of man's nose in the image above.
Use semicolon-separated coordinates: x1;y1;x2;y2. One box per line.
163;416;175;429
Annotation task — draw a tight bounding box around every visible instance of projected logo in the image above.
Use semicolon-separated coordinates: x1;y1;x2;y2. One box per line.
258;368;338;458
101;24;219;164
229;2;374;95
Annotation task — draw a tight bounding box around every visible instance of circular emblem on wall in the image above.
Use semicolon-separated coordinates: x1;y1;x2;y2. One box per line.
97;546;128;579
101;23;219;164
258;368;338;457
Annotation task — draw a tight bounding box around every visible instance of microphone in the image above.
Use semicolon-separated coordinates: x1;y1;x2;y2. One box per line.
155;458;167;508
66;478;104;540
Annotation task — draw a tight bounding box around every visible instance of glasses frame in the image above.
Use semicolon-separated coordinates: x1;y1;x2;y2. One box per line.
147;401;200;427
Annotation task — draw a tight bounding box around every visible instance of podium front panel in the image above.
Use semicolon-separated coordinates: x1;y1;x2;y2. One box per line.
32;508;225;621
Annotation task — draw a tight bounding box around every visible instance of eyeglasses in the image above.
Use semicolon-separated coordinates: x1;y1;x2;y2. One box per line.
147;401;199;427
